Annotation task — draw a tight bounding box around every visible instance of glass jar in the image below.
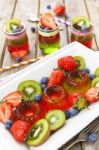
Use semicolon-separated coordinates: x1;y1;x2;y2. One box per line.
37;23;60;54
70;17;93;48
4;24;29;58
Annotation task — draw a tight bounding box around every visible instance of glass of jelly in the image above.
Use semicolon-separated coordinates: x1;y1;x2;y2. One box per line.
70;16;93;48
4;23;29;59
37;23;60;55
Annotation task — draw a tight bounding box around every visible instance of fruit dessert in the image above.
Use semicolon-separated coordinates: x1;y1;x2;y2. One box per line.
70;16;93;48
4;18;29;60
38;13;60;54
0;55;99;147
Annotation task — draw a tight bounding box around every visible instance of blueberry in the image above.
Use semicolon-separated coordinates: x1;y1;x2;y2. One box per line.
64;110;70;119
41;77;49;84
31;27;36;33
34;95;41;102
47;5;51;9
81;24;88;32
90;74;96;80
41;84;47;90
13;28;21;33
69;108;79;117
16;57;22;62
83;68;90;73
5;120;13;129
44;27;50;31
87;133;97;143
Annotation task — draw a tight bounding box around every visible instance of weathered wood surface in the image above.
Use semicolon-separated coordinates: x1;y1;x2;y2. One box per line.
0;0;99;150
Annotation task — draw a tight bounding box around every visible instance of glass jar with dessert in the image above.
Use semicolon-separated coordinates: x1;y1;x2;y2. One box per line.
37;13;60;55
70;16;93;48
4;19;29;60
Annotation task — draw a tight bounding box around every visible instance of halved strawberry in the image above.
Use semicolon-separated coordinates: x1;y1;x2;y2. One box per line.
0;102;12;123
40;13;57;29
4;91;22;107
10;120;31;142
85;87;99;104
48;69;64;86
19;50;28;57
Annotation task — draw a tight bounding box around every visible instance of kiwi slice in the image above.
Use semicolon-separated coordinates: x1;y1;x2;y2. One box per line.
6;18;21;33
27;119;50;146
94;67;99;76
74;56;86;70
18;80;42;101
91;76;99;87
45;110;66;131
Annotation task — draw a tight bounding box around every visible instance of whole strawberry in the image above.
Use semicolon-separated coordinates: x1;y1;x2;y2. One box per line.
48;69;64;86
54;4;65;16
58;56;77;72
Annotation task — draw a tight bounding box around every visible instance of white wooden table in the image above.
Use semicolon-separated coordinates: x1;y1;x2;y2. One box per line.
0;0;99;150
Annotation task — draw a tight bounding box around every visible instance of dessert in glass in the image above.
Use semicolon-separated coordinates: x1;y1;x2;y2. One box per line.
38;13;60;54
4;19;29;59
70;16;93;48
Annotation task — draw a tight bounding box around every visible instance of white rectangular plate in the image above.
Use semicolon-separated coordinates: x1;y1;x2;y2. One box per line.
0;42;99;150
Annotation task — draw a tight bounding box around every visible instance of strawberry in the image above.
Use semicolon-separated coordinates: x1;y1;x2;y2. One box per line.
85;87;99;104
48;69;64;86
19;50;28;57
10;120;31;142
58;56;77;72
68;93;88;110
4;91;22;107
54;4;65;16
40;13;57;30
0;102;12;123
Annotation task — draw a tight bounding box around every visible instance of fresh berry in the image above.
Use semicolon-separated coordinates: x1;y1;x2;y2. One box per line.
69;108;79;117
64;110;70;119
5;120;13;129
0;102;12;123
10;120;31;142
83;68;90;73
4;91;22;107
41;84;47;90
13;28;21;33
85;87;99;104
48;69;64;86
54;4;65;16
40;13;57;30
31;27;36;33
47;5;51;9
90;74;96;80
16;57;22;62
87;133;97;143
81;24;88;32
41;77;49;84
44;27;51;31
19;50;28;57
34;95;41;102
58;56;77;72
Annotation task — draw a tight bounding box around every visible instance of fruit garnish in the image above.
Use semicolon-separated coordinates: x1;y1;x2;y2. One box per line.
73;95;88;110
58;56;77;72
10;120;31;142
5;120;13;129
0;102;12;123
4;91;22;107
54;4;65;16
74;56;86;70
11;101;41;124
27;119;50;146
18;80;42;101
40;13;57;30
45;109;65;131
87;133;97;143
94;67;99;77
91;76;99;87
48;69;64;86
85;87;99;104
68;108;79;117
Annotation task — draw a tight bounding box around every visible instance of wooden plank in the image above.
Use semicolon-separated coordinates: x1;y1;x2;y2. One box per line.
37;0;68;56
84;0;99;50
64;0;97;51
1;0;39;78
0;0;16;64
